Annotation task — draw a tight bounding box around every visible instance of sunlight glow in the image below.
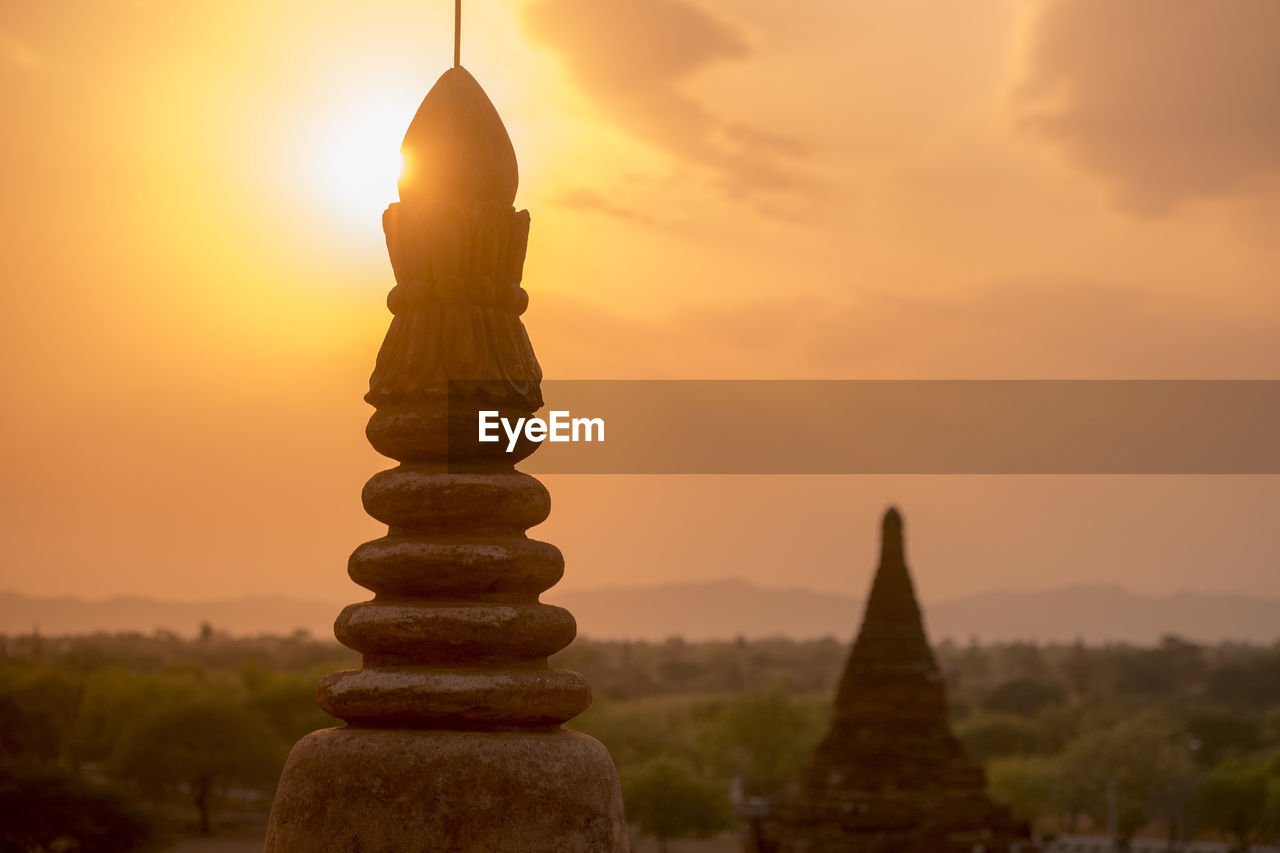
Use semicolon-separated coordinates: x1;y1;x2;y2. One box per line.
309;97;414;226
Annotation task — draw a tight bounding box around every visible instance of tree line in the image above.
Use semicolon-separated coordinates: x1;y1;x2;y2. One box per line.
2;629;1279;850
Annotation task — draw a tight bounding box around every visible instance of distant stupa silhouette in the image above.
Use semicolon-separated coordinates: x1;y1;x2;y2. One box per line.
757;508;1033;853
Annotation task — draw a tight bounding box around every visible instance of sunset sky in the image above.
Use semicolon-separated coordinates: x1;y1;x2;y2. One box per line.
2;0;1278;611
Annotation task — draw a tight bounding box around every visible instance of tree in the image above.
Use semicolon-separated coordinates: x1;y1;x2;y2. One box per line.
1261;705;1280;747
0;664;84;765
571;696;704;773
107;693;285;834
239;663;337;742
986;754;1061;830
957;713;1041;763
1057;712;1197;849
1206;656;1280;707
75;667;162;767
701;688;825;796
1187;709;1262;767
621;755;734;853
982;678;1066;717
0;764;158;853
1196;756;1276;851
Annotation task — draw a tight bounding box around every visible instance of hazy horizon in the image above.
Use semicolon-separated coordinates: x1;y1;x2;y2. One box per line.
6;574;1280;607
7;580;1280;645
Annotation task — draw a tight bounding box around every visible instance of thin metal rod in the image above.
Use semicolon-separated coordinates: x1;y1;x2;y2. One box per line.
453;0;461;68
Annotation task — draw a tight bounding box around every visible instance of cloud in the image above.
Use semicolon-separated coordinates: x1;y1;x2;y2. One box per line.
1017;0;1280;215
534;279;1280;381
520;0;810;202
553;187;659;225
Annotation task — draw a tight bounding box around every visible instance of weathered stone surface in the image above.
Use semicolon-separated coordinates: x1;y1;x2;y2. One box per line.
265;728;627;853
347;537;564;597
361;469;551;529
334;600;577;662
756;508;1034;853
265;60;626;851
316;666;592;729
370;202;538;409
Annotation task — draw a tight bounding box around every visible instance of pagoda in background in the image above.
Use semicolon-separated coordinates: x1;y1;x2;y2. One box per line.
755;508;1034;853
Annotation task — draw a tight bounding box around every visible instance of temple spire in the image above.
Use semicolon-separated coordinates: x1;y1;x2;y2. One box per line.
858;505;925;632
834;506;939;718
265;36;626;851
759;507;1031;852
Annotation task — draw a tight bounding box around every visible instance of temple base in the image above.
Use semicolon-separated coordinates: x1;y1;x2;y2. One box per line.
265;727;629;853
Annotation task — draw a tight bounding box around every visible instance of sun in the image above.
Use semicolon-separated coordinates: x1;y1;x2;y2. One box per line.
308;93;419;227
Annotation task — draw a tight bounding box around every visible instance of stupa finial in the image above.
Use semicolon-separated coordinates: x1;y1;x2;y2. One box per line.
369;65;538;409
397;66;519;208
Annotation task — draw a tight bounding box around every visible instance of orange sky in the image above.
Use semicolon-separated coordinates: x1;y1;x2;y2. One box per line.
2;0;1279;607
